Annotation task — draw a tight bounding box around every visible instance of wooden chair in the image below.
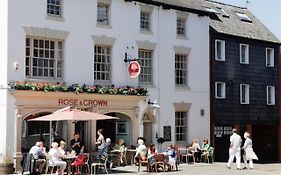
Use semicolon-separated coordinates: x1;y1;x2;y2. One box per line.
153;154;166;173
138;155;150;172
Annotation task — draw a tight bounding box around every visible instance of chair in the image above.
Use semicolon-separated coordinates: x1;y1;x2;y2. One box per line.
82;153;90;173
201;147;214;164
179;148;195;164
153;154;166;173
70;153;88;174
45;156;58;175
91;157;108;175
110;148;127;166
138;155;150;172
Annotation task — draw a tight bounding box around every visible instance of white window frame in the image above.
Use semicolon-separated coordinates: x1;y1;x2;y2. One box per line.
175;111;187;142
215;82;226;99
267;86;275;105
47;0;62;17
176;18;186;37
97;2;110;25
140;11;151;31
215;40;225;61
175;54;188;86
138;49;153;85
25;37;64;80
240;84;250;104
94;45;112;85
266;48;274;67
240;44;249;64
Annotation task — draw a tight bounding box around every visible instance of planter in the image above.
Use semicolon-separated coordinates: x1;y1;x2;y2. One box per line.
0;163;14;174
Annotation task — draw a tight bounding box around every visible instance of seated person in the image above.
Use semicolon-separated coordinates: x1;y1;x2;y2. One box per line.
48;142;67;175
134;139;147;165
113;139;126;164
201;139;210;153
58;140;67;156
29;141;46;173
165;144;176;169
147;144;157;158
189;139;201;162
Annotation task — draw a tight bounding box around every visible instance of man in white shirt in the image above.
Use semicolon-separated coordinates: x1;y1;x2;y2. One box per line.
227;128;242;170
29;141;46;173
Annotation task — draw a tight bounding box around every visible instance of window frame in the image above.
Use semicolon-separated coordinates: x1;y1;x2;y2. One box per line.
138;49;153;85
94;45;112;85
140;11;151;31
47;0;62;17
266;48;274;67
25;36;64;80
175;54;188;86
267;86;275;105
240;44;249;64
240;84;250;104
97;2;110;25
215;82;226;99
215;39;225;61
176;17;186;37
175;111;187;142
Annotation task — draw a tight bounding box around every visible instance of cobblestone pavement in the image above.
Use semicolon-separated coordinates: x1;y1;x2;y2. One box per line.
105;162;281;175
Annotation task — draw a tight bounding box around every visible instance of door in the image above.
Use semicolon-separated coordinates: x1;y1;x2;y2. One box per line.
214;126;233;162
252;125;277;162
96;113;116;144
143;122;153;145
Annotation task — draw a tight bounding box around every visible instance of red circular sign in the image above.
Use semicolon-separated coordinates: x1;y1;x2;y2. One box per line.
128;61;141;78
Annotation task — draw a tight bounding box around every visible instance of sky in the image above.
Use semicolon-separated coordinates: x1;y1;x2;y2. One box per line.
214;0;281;40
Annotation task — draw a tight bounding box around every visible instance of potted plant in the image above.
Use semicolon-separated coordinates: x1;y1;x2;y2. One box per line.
0;150;14;174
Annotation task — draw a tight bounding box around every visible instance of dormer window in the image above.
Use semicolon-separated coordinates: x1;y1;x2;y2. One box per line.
204;7;220;14
216;7;229;17
236;12;252;22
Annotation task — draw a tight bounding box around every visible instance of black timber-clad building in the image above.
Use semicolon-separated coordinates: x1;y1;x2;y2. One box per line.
203;0;281;162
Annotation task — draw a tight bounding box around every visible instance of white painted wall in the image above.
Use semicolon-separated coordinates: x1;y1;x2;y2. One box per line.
3;0;210;157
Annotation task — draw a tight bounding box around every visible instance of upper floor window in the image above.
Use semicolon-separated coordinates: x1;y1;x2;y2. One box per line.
176;18;186;36
47;0;62;17
138;49;153;85
25;37;63;79
267;86;275;105
175;111;187;142
140;11;151;31
240;84;250;104
97;3;110;25
240;44;249;64
215;40;225;61
266;48;274;67
94;45;111;84
215;82;226;99
175;54;187;86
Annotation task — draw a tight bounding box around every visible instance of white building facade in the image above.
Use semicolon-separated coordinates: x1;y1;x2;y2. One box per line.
0;0;210;171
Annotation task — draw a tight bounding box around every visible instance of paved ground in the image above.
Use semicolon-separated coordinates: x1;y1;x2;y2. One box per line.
104;162;281;175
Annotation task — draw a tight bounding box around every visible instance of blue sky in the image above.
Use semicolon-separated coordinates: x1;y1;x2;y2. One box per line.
214;0;281;40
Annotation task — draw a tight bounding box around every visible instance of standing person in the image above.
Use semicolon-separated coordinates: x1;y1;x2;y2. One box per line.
96;129;105;158
227;128;242;170
70;133;83;155
242;132;258;169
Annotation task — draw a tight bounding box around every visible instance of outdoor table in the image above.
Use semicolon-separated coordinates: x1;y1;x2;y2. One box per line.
126;149;136;165
62;155;76;175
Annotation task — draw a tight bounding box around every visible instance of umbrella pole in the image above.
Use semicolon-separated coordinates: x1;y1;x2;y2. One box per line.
49;121;52;148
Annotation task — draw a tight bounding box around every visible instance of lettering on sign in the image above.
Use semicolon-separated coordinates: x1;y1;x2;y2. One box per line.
58;99;108;107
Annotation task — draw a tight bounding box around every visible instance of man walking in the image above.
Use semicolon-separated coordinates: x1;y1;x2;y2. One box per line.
227;128;242;170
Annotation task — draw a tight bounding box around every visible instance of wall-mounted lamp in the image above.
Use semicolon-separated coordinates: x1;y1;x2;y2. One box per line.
14;62;19;70
145;99;160;108
124;46;139;63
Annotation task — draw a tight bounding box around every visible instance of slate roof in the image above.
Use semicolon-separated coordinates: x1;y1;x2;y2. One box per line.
126;0;212;16
202;0;280;43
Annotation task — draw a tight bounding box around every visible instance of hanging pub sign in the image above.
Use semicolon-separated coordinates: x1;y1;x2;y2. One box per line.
128;61;141;78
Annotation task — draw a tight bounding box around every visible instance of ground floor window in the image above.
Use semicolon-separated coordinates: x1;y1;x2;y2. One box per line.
175;111;187;141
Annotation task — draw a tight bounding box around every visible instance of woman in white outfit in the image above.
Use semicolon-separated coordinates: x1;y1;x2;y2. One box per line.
242;132;258;169
48;142;67;175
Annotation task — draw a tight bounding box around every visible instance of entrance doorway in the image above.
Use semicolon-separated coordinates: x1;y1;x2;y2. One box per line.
143;122;153;145
214;126;232;162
